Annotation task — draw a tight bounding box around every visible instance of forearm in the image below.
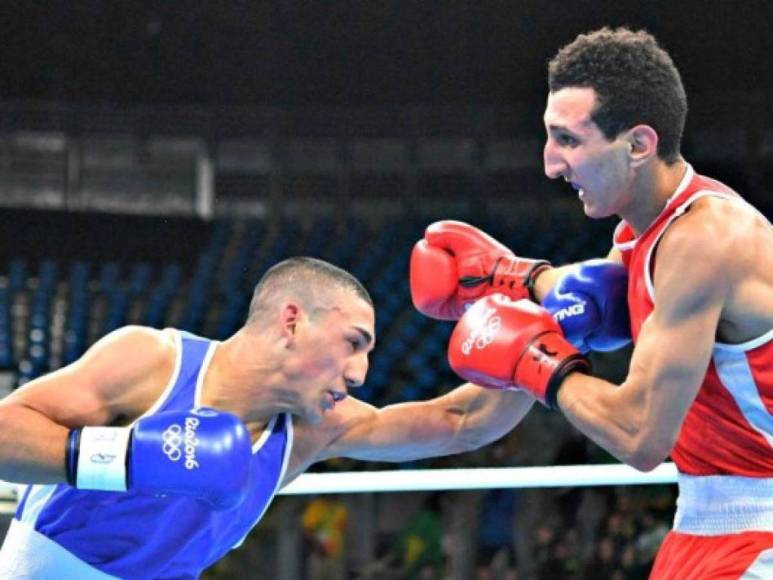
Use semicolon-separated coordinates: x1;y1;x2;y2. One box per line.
444;384;535;451
333;384;535;463
0;404;69;484
556;373;659;470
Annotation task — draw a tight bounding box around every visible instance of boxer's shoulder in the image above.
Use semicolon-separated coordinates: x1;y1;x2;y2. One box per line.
672;194;763;242
70;326;179;422
657;195;754;281
83;326;177;379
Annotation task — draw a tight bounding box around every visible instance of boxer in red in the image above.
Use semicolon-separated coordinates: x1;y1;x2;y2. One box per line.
413;27;773;579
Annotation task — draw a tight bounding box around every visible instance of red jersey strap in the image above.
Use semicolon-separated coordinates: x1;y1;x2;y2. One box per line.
612;163;703;268
612;221;636;269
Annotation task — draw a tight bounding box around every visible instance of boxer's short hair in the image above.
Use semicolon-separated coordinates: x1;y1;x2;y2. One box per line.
247;257;372;323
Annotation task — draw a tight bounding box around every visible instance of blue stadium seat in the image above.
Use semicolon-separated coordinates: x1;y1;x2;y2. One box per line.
129;263;152;295
8;259;28;293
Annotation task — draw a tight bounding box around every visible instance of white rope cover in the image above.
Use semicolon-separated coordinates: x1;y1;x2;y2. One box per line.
279;462;678;495
0;463;677;511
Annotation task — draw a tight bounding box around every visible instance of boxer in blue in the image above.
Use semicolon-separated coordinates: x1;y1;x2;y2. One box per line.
0;257;535;579
0;254;627;578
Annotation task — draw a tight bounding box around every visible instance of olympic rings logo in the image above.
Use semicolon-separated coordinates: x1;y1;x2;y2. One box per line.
162;424;183;462
461;307;501;355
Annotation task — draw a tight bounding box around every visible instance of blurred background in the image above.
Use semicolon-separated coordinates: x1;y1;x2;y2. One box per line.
0;1;771;578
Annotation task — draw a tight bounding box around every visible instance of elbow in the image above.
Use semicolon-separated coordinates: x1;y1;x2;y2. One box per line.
624;438;673;472
626;453;666;472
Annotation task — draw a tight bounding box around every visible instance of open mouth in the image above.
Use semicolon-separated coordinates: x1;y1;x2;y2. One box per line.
565;180;585;198
325;390;347;410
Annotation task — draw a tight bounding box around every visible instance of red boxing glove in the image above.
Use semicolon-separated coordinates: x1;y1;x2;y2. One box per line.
448;295;590;409
410;221;551;320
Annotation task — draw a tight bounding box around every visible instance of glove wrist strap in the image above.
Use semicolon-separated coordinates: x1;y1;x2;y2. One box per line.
545;355;591;410
492;259;552;302
524;262;552;303
74;426;131;491
65;430;80;486
517;332;590;410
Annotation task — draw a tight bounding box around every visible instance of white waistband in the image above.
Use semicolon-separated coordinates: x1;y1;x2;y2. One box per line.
674;474;773;535
0;519;119;579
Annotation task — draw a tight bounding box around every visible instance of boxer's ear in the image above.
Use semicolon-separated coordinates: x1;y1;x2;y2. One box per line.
280;302;302;345
625;125;658;167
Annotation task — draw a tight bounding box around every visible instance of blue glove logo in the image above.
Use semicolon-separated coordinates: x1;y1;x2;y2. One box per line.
162;424;184;462
183;417;201;470
552;301;586;322
161;419;201;470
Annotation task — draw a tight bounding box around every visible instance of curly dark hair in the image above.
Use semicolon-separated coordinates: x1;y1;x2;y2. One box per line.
548;27;687;163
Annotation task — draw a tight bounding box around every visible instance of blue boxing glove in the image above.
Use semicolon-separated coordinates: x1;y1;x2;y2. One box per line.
542;259;631;354
66;407;252;510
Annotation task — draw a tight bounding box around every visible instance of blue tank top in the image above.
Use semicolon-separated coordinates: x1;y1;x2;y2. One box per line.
14;330;293;579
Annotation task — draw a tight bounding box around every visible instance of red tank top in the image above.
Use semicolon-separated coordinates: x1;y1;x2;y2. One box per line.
613;165;773;477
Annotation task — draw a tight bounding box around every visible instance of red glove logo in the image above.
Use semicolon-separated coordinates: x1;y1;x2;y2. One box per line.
530;342;560;377
460;305;502;355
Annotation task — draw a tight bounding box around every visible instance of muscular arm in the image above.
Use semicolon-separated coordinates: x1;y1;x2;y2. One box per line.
0;326;174;483
318;384;534;463
555;201;755;470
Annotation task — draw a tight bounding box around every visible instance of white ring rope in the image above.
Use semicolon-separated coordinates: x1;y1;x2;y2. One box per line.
0;463;677;510
279;462;678;495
